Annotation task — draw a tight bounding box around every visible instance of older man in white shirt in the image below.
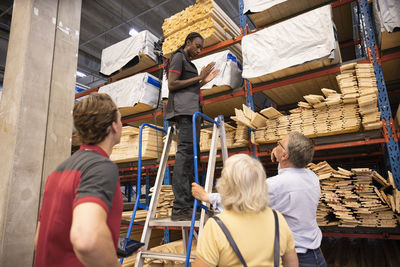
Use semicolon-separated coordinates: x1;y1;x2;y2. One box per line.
192;132;327;267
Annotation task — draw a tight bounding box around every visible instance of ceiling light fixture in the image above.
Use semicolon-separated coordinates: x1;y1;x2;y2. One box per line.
76;71;87;78
129;28;138;37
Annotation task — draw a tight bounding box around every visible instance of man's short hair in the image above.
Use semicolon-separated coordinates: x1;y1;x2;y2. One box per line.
73;93;118;145
287;132;314;168
216;154;269;213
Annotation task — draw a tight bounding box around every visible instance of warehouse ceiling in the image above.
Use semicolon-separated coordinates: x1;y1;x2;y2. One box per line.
0;0;240;91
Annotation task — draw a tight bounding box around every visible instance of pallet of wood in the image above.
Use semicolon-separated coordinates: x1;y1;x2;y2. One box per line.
122;240;197;267
356;63;382;130
98;72;161;117
111;126;164;163
242;5;341;85
100;30;159;77
243;0;331;28
162;0;240;57
149;185;174;219
308;161;399;228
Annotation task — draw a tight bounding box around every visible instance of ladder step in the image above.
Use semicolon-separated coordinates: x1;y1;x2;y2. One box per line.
149;217;200;228
140;251;195;262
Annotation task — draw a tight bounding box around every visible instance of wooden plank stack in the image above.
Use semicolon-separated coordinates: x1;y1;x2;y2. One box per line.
121;210;148;223
337;63;382;131
122;240;197;267
356;63;382;130
162;0;240;57
111;126;164;163
149;185;174;219
251;90;360;144
308;161;399;228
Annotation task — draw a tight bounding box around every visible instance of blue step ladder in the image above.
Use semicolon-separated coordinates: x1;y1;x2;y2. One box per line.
133;113;228;267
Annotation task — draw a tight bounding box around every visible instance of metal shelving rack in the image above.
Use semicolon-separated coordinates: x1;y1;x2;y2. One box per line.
74;0;400;240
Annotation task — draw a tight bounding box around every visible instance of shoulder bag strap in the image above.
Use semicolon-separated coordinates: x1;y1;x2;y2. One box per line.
212;216;247;267
272;209;280;267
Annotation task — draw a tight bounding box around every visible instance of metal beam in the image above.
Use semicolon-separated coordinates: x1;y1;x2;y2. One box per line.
91;0;133;28
80;0;173;47
0;5;12;19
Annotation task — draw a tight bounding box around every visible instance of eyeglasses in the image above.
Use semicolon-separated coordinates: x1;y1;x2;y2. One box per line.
277;140;287;152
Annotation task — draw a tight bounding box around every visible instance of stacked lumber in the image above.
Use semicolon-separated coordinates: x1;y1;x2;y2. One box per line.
356;63;382;130
122;240;197;267
162;0;240;57
149;185;174;219
111;126;163;163
250;91;360;144
336;63;359;104
308;161;399;228
121;210;148;223
337;63;382;131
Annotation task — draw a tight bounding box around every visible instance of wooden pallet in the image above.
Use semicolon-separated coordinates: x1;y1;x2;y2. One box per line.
119;103;158;118
111;53;158;81
246;0;331;27
201;85;231;96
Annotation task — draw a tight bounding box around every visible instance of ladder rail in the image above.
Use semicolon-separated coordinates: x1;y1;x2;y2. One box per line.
186;112;225;267
119;123;166;264
135;125;176;267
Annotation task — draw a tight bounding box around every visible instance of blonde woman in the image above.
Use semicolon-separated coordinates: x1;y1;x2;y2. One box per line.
194;154;298;267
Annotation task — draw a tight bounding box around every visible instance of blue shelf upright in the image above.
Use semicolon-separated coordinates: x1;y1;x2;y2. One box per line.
358;0;400;188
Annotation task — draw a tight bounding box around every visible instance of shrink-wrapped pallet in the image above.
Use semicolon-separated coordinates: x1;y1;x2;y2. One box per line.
192;50;243;96
242;5;341;84
99;73;161;117
100;30;158;77
243;0;331;27
372;0;400;50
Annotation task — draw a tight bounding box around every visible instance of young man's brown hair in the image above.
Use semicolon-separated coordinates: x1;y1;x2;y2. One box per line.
73;93;118;145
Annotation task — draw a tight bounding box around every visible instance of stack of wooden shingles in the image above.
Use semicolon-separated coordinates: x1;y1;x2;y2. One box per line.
336;63;359;104
308;161;399;228
260;107;282;143
371;171;400;227
301;88;360;136
310;162;359;227
356;63;382;130
149;185;174;219
162;0;240;57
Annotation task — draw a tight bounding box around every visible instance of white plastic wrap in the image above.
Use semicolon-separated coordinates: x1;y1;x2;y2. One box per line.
100;30;158;76
243;0;287;13
161;72;169;99
242;5;338;80
98;73;161;109
192;50;243;90
374;0;400;33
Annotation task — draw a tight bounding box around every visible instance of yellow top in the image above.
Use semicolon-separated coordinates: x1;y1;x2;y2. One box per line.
196;208;295;267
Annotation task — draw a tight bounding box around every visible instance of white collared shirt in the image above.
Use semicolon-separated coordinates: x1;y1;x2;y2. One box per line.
209;167;322;253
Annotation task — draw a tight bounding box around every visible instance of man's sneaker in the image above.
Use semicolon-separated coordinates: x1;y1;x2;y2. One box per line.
171;208;200;221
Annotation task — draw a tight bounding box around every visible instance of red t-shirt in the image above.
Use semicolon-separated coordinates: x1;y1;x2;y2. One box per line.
34;145;122;267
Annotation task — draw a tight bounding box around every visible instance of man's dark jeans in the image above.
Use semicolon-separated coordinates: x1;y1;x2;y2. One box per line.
297;248;327;267
172;115;201;210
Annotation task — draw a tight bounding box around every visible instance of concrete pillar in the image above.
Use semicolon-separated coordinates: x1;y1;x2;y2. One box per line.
0;0;81;266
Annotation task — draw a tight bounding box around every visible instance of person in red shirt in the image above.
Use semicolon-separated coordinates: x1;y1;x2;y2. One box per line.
34;93;123;267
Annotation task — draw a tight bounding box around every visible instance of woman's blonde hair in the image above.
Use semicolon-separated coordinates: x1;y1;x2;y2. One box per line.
216;154;268;213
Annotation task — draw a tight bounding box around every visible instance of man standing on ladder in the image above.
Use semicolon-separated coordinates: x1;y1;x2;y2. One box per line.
166;32;219;221
192;132;327;267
